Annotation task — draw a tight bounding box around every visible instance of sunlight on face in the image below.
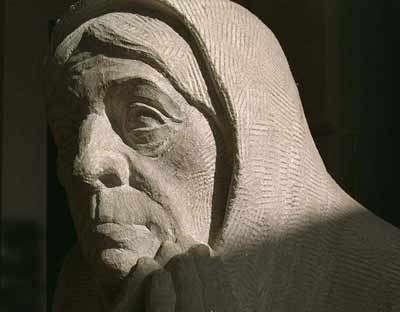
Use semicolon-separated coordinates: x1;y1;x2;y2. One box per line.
50;54;219;288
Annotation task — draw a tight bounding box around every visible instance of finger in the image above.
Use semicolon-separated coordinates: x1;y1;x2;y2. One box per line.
165;254;205;312
154;240;182;267
188;244;211;257
188;245;219;311
129;257;162;295
116;257;161;312
177;234;200;253
201;256;237;312
145;270;176;312
133;257;162;277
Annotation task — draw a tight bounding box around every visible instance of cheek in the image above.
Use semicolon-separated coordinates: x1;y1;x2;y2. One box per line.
159;108;217;241
166;108;217;177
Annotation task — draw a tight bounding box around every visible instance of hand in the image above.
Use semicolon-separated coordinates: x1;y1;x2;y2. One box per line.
113;242;236;312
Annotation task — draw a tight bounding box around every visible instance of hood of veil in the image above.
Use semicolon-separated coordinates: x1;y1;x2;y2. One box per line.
50;0;345;248
49;0;400;310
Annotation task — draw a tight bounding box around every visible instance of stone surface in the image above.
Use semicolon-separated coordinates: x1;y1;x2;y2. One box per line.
45;1;400;311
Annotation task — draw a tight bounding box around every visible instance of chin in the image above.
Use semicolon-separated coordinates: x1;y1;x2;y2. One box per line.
96;248;141;282
81;223;163;287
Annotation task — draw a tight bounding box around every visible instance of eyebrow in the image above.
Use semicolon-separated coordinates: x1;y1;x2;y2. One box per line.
106;77;184;122
130;82;183;122
73;26;165;73
66;46;187;122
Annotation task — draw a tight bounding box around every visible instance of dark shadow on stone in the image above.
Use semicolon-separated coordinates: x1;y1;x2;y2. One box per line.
47;128;77;312
1;221;44;312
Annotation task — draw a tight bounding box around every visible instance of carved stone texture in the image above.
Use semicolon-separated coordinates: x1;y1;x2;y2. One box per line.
45;1;400;311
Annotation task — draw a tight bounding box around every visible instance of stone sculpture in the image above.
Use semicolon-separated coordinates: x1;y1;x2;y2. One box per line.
45;1;400;311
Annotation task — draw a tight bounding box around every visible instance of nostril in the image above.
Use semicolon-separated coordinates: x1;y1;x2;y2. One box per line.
98;173;123;188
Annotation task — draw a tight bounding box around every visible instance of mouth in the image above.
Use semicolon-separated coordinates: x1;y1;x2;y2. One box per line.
76;187;180;278
82;221;163;286
84;186;177;244
92;222;162;255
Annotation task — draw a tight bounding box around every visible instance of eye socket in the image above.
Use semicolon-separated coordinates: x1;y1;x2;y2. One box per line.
125;102;166;131
122;101;181;156
105;80;185;157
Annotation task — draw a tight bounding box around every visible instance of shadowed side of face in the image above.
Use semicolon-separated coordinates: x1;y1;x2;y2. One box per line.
48;13;228;291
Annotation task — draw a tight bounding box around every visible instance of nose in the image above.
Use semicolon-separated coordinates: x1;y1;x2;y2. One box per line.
97;171;123;188
77;154;128;188
73;114;130;189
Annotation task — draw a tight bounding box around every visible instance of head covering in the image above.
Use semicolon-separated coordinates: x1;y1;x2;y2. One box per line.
49;1;400;311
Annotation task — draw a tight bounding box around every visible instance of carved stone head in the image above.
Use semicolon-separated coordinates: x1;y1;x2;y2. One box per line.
46;1;400;311
47;9;232;296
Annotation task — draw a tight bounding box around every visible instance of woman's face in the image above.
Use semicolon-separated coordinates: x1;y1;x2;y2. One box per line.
50;51;225;288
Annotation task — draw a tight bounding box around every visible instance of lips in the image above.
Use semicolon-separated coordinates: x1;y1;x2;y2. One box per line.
93;222;162;257
77;186;178;277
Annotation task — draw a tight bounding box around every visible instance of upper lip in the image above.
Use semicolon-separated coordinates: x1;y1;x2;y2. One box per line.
93;221;150;232
87;222;163;257
94;220;128;227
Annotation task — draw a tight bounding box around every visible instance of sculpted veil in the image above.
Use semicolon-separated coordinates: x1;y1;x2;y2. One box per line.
46;0;400;311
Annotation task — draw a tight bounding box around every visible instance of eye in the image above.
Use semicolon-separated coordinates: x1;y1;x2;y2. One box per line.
125;102;166;131
105;80;185;157
122;102;181;155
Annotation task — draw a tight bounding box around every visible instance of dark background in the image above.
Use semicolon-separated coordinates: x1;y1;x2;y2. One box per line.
1;1;399;311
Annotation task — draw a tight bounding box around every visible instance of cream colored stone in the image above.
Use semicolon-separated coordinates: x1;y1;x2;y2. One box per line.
46;1;400;311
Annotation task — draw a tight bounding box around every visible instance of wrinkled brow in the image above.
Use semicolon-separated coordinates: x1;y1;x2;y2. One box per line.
69;22;164;69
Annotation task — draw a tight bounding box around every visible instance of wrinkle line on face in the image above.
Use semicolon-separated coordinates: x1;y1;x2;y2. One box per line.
122;150;181;241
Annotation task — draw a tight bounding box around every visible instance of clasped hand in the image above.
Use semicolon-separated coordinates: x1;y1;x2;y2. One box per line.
113;242;236;312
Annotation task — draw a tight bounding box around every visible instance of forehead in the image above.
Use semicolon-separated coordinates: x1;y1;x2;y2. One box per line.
51;11;213;112
65;52;172;92
54;12;180;64
65;53;183;103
